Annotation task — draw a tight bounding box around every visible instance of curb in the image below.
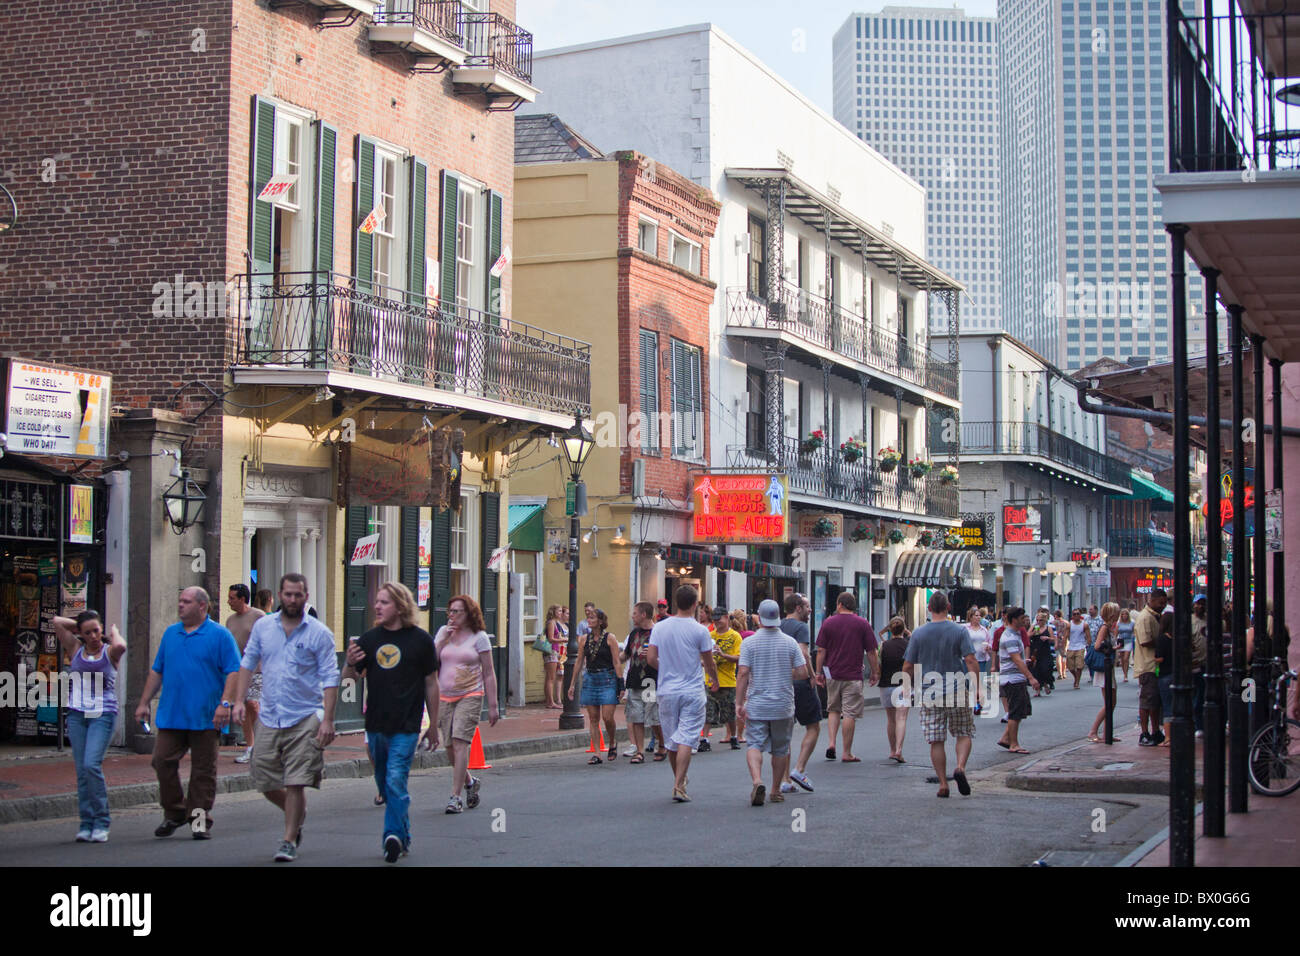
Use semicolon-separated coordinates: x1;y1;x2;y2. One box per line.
1003;737;1202;798
0;728;628;825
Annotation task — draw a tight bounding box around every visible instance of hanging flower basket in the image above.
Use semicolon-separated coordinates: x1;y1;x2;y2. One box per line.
937;464;959;484
810;516;837;538
801;429;826;455
849;521;873;543
917;530;934;548
878;447;902;472
943;532;964;549
840;437;866;463
887;528;905;544
909;458;933;478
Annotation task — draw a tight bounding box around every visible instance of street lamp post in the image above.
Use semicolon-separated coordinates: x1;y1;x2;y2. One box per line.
559;415;594;731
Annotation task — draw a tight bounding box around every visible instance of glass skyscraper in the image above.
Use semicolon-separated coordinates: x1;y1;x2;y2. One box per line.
832;6;1000;335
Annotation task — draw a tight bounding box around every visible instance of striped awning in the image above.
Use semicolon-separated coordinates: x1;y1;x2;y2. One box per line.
892;549;981;588
666;546;799;579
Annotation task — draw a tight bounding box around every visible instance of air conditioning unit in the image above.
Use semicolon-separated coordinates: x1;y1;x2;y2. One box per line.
632;458;646;497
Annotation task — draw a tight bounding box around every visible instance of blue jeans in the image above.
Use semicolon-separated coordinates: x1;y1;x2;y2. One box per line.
67;710;115;830
368;731;419;849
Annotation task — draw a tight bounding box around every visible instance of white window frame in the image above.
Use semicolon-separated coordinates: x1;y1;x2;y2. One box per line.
669;230;701;274
450;487;480;599
371;144;406;294
512;550;542;638
456;176;486;314
271;102;315;276
637;217;658;256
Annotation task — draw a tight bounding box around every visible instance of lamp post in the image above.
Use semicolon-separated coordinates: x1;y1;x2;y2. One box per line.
559;414;594;731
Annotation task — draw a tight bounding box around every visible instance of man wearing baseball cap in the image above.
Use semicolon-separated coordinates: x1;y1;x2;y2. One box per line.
736;600;808;806
655;599;669;623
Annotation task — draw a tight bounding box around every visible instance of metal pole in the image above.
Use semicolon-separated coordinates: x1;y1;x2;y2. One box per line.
1271;356;1287;667
1168;225;1194;867
1251;336;1270;740
1202;269;1225;837
559;495;583;730
1228;304;1249;814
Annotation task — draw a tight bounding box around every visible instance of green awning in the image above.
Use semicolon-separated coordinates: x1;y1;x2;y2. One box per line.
1109;471;1196;509
507;504;544;552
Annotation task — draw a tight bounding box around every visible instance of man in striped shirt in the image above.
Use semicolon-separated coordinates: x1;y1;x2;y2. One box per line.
736;600;809;807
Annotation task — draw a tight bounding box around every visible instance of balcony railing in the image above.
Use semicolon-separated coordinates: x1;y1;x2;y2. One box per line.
230;271;591;418
727;436;960;521
960;421;1131;489
372;0;465;47
1108;528;1196;560
725;281;960;402
1169;5;1300;172
460;10;533;83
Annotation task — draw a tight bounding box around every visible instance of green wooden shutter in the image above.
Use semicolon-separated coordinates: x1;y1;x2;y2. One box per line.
485;189;503;317
352;136;376;373
248;97;276;358
480;492;500;637
482;188;504;397
344;506;371;643
399;506;420;598
405;158;428;384
312;120;337;367
431;509;452;632
638;330;657;450
437;170;460;386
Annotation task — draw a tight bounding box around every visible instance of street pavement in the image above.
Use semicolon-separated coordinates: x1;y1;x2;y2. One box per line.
0;675;1173;866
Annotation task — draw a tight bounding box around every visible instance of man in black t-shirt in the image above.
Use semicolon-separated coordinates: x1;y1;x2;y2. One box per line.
622;601;662;761
780;593;820;793
342;582;438;864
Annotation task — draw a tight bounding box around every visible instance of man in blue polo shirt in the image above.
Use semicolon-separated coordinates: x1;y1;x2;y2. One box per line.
135;586;241;839
233;573;339;863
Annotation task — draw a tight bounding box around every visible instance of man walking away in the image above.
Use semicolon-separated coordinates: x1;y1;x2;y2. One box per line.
995;608;1039;754
781;594;820;792
1066;608;1090;689
903;591;978;798
815;592;879;762
135;587;242;838
1133;589;1167;746
736;600;807;806
233;574;339;862
225;584;265;764
647;586;719;802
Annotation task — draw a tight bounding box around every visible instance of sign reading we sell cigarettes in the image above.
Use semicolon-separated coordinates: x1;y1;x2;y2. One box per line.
3;359;112;459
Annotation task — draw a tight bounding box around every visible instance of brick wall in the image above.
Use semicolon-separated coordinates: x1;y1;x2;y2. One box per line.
614;152;720;501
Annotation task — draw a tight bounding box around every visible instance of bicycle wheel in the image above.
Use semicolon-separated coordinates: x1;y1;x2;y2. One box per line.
1247;718;1300;796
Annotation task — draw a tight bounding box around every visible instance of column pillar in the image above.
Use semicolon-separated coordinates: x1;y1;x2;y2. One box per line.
1227;303;1249;814
312;527;326;620
765;343;787;470
1250;334;1269;741
302;528;319;607
242;526;256;590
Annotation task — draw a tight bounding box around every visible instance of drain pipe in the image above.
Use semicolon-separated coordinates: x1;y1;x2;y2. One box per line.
1075;378;1300;437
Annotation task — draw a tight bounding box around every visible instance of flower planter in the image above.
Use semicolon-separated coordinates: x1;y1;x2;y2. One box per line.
879;458;898;473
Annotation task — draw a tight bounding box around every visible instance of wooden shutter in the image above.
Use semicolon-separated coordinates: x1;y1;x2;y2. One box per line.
344;506;371;643
248;97;276;358
312;120;337;365
480;492;500;638
439;170;459;312
639;330;657;451
485;189;503;317
399;506;420;598
405;158;428;384
431;508;452;632
353;136;376;293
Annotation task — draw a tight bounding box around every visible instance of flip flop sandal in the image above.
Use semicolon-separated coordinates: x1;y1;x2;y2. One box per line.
588;755;603;765
374;794;386;806
1008;747;1031;754
653;751;667;761
953;769;971;796
630;752;645;764
841;756;862;763
608;748;618;761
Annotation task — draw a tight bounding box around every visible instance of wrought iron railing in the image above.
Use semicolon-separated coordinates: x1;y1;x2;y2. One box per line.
725;281;959;402
727;436;960;520
1169;4;1300;172
460;10;533;83
960;421;1131;489
372;0;465;46
1108;528;1184;560
230;271;591;417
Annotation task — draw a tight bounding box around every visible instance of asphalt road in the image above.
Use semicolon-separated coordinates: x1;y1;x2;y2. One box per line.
0;676;1168;866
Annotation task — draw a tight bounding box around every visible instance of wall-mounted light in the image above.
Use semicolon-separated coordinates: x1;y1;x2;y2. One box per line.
611;525;628;545
162;469;206;535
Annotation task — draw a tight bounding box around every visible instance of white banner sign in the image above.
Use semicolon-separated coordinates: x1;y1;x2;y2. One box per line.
350;533;380;566
4;359;112;459
256;174;298;204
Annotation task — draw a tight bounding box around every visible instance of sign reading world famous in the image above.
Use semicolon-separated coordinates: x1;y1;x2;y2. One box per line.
4;359;112;459
691;474;789;545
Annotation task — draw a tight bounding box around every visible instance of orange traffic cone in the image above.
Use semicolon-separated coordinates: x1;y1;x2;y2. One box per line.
468;727;492;770
585;727;607;753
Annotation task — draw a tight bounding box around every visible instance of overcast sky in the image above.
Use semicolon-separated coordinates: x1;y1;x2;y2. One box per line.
518;0;999;114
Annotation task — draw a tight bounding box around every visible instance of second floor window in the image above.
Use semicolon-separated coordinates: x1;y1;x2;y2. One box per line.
638;218;657;255
747;215;766;298
373;149;401;291
746;367;766;451
456;184;477;312
638;330;659;452
670;231;701;274
670;339;703;459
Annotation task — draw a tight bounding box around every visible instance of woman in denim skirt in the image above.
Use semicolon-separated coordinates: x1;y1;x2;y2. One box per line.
568;608;621;763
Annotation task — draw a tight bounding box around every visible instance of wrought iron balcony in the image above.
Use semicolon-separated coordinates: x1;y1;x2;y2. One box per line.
1108;528;1183;560
725;281;959;402
370;1;467;65
1169;5;1300;172
230;271;591;418
451;10;536;107
727;436;960;521
960;421;1131;490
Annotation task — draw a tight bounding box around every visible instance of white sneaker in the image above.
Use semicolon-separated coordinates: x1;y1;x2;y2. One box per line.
780;782;798;794
622;745;638;757
75;828;92;842
789;769;814;792
90;828;109;843
234;746;253;764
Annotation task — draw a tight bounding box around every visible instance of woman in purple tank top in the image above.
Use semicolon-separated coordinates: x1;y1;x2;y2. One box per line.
53;610;126;843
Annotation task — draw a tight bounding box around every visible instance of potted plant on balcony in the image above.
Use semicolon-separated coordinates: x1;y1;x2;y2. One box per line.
849;521;873;543
937;464;959;485
908;457;932;478
801;429;826;456
878;446;902;472
887;528;905;545
840;436;866;463
943;531;963;549
917;529;934;548
810;516;837;538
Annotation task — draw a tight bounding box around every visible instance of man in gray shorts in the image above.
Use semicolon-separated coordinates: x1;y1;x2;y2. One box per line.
737;600;808;806
232;574;338;862
226;584;264;764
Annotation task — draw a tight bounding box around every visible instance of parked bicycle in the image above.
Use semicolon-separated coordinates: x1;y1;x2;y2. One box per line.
1247;659;1300;797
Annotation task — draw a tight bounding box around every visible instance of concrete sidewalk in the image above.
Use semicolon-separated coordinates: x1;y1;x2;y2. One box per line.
1132;789;1300;866
0;705;627;824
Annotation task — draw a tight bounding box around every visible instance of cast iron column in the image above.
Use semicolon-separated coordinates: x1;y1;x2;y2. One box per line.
559;501;583;730
1168;225;1194;867
1251;335;1270;739
1202;268;1225;837
1228;304;1248;813
1271;357;1286;669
